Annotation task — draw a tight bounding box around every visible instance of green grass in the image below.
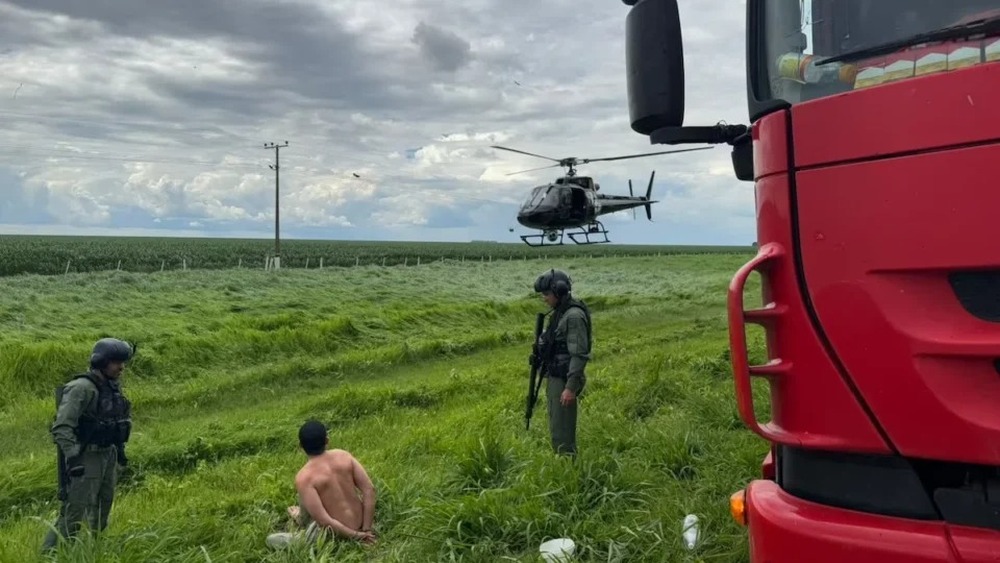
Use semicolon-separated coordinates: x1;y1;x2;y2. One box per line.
0;234;754;276
0;253;770;562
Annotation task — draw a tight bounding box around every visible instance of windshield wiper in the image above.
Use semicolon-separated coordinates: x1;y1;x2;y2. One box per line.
817;15;1000;65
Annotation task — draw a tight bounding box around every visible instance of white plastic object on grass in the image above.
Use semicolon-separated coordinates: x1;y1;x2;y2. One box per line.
539;538;576;562
682;514;700;549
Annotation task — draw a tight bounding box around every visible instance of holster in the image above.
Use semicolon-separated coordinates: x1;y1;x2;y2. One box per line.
56;448;68;501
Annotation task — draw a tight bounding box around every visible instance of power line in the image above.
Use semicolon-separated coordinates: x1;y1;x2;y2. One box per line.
0;142;264;169
0;109;261;145
263;140;288;268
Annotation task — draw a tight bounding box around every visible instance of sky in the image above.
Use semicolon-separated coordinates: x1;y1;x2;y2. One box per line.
0;0;754;246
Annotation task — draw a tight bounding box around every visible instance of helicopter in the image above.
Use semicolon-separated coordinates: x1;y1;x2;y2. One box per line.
491;144;713;246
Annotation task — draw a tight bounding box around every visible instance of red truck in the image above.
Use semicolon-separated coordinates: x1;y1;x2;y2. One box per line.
623;0;1000;560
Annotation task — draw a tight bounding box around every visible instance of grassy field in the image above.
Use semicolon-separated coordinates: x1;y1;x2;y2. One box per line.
0;253;769;562
0;234;754;276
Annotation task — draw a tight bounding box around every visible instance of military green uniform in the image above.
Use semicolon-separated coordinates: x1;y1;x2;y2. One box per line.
534;269;592;457
43;339;133;551
544;299;591;455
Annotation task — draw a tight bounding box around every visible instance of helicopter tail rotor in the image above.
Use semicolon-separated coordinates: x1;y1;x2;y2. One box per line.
644;171;655;221
629;179;636;220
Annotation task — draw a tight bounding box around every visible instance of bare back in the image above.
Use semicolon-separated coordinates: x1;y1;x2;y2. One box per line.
295;449;373;534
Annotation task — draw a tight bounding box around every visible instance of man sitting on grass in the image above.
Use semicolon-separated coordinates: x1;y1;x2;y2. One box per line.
266;420;377;549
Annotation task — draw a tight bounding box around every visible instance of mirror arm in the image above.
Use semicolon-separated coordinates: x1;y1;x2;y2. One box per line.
649;124;750;146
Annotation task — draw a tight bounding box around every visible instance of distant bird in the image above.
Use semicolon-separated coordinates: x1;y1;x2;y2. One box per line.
352;173;360;178
12;83;21;99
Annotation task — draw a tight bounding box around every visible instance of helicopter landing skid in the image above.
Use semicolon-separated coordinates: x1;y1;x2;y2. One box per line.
567;222;610;245
520;230;566;247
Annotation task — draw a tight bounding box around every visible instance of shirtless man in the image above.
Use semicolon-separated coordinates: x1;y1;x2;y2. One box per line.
266;420;377;549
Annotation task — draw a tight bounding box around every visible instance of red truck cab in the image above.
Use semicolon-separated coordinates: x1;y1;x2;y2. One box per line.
623;1;1000;560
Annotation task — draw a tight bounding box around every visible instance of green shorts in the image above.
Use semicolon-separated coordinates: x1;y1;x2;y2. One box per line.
266;521;325;549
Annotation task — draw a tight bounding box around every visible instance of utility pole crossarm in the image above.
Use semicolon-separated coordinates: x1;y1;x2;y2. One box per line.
263;141;289;269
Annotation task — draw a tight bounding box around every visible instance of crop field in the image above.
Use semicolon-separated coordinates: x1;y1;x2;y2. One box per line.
0;251;769;562
0;234;754;276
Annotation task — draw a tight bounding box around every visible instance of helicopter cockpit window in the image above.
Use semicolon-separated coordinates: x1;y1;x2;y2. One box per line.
522;186;549;210
547;188;563;206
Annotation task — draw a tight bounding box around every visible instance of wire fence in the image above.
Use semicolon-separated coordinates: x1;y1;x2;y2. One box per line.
6;250;758;277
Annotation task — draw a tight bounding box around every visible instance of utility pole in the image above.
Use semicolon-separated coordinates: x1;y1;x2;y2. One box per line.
263;141;288;269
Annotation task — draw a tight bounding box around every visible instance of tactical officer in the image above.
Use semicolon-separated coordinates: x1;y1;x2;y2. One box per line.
534;269;592;457
42;338;134;551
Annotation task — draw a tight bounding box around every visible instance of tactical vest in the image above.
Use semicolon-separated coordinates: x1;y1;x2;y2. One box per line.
55;372;132;448
541;297;592;378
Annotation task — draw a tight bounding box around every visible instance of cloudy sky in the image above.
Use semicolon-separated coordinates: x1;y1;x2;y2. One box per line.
0;0;752;245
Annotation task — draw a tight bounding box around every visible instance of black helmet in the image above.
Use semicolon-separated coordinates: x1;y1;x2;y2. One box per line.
90;338;134;369
534;269;572;296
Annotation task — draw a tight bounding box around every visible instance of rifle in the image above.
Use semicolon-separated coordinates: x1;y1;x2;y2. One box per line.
525;312;547;430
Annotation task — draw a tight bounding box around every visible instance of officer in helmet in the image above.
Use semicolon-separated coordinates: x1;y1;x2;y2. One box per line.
534;269;592;457
42;338;134;552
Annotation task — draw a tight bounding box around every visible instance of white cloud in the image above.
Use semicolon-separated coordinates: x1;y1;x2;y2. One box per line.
0;0;752;244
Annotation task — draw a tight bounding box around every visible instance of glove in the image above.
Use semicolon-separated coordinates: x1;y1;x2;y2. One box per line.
117;446;128;467
66;455;85;478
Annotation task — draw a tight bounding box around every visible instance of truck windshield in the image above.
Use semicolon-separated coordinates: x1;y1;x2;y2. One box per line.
759;1;1000;105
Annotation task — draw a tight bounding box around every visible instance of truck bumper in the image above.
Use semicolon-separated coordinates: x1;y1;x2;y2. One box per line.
743;479;962;562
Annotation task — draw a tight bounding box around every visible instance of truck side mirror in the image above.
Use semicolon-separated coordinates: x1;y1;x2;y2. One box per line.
625;0;685;135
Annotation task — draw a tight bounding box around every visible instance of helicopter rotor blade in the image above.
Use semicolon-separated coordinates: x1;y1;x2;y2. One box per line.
490;145;562;162
504;163;562;176
581;146;712;163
